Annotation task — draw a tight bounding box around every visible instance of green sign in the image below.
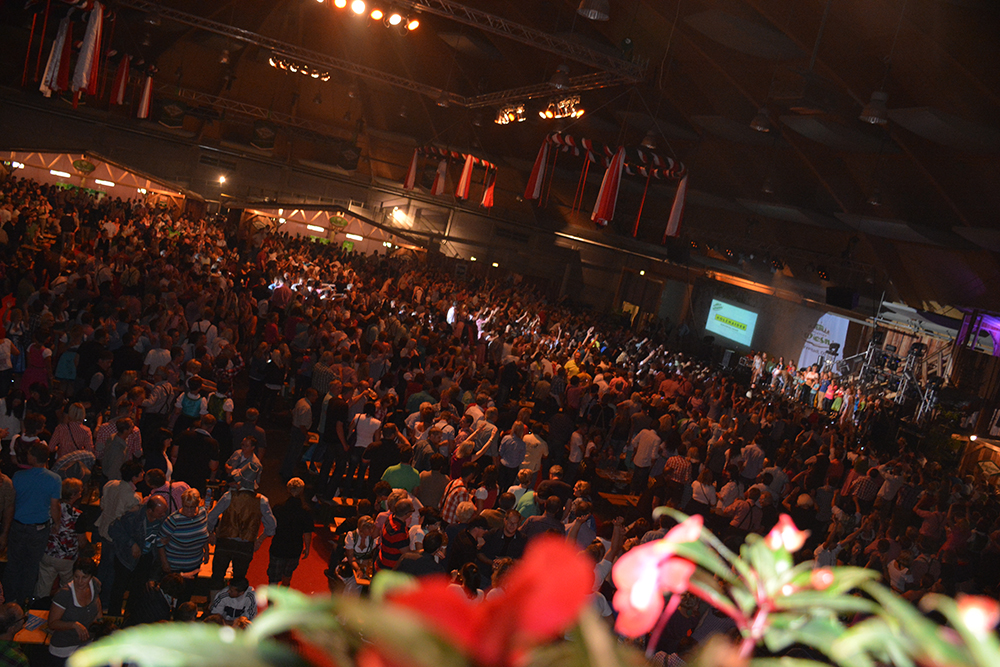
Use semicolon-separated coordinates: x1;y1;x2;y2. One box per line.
341;241;355;252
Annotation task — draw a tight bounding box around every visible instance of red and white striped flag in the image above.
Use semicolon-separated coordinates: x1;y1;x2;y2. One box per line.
72;2;103;97
431;159;448;195
662;174;688;242
455;154;475;200
137;75;153;119
480;168;495;208
591;146;625;228
40;17;72;97
110;55;130;105
402;148;419;190
523;141;549;201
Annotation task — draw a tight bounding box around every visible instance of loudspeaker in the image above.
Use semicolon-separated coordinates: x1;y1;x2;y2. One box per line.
826;286;859;310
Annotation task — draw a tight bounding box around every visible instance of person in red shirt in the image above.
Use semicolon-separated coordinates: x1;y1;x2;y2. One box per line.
375;499;414;572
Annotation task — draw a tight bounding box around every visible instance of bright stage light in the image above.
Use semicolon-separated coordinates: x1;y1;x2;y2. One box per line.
95;179;115;187
50;170;71;178
370;8;383;20
346;233;364;241
351;0;366;14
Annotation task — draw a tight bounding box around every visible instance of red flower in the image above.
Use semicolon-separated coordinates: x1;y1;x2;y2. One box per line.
611;515;702;637
810;568;835;591
956;594;1000;635
387;536;593;667
765;514;809;553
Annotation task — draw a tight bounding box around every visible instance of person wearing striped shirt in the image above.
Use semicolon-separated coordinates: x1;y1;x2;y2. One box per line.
158;488;209;575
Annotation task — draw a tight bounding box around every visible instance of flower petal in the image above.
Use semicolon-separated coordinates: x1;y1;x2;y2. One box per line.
493;536;594;641
387;576;483;653
657;558;697;595
613;586;665;637
664;514;703;544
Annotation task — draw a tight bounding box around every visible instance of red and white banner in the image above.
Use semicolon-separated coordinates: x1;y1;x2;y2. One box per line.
591;146;625;228
39;17;72;98
455;154;475;200
402;149;419;190
110;55;130;105
480;169;496;209
662;174;688;242
523;142;549;201
137;75;153;119
431;160;448;195
72;2;103;97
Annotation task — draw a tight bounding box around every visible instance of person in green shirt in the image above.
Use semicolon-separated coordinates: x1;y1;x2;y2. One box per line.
514;489;541;518
381;447;420;493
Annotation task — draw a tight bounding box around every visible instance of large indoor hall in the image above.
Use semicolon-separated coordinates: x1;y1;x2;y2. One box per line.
1;1;999;666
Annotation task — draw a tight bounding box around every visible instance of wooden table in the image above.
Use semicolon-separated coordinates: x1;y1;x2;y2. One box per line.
15;609;49;645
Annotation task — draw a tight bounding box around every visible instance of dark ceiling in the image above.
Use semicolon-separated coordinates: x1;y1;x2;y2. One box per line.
2;0;1000;311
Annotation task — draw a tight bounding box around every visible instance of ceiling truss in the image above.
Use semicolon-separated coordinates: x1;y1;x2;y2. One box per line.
117;0;641;108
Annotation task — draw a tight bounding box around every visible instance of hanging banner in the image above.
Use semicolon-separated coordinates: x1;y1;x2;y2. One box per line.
797;312;851;370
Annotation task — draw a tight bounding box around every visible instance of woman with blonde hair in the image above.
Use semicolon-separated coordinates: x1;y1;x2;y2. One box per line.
49;403;94;458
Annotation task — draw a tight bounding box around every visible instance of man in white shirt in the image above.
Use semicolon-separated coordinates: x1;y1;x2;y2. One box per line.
630;427;662;495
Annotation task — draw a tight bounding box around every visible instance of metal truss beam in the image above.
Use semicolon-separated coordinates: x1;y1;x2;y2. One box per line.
117;0;636;108
464;71;624;108
153;83;355;141
398;0;646;82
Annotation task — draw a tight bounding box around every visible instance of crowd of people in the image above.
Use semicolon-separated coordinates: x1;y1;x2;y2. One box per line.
0;171;995;666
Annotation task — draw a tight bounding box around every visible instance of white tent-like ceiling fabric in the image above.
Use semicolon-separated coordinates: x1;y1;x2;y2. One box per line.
2;150;196;201
246;206;421;252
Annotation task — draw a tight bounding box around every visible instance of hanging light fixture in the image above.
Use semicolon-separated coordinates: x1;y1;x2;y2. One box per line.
641;130;657;149
577;0;610;21
398;104;407;118
370;7;383;20
549;64;570;90
495;105;525;124
762;176;775;194
867;188;883;206
436;91;450;107
219;49;230;65
334;0;347;6
406;17;419;30
350;0;366;15
859;91;889;125
750;107;772;133
386;8;403;25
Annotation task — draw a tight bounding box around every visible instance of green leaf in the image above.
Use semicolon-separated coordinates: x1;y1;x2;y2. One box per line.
773;591;879;616
920;594;1000;667
858;583;971;667
687;572;743;623
672;541;739;586
69;624;308;667
743;536;780;596
751;658;838;667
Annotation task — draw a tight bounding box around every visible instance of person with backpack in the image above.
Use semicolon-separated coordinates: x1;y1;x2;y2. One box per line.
171;377;207;436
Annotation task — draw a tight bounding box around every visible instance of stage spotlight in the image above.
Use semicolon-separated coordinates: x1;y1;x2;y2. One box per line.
405;17;419;30
334;0;347;6
350;0;366;15
370;8;383;20
387;10;403;25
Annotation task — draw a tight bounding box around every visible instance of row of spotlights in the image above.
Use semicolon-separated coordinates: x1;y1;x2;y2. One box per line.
269;55;332;81
327;0;419;30
538;96;584;119
495;105;526;124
